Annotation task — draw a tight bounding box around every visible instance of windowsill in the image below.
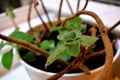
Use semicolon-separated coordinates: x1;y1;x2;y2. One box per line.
0;4;43;31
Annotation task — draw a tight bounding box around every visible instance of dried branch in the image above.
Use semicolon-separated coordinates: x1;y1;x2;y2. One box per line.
91;25;97;36
85;39;116;62
85;24;97;36
82;0;89;10
28;0;34;32
28;0;40;43
85;49;105;62
40;0;52;27
80;62;90;75
0;33;89;74
66;0;73;14
6;8;18;29
77;0;80;12
34;2;49;33
60;10;113;80
107;20;120;33
58;0;63;22
47;46;86;80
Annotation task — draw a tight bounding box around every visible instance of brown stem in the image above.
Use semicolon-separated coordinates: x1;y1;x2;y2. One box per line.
97;20;120;37
82;0;89;10
47;46;86;80
6;8;18;29
85;49;105;62
85;39;116;62
40;0;52;27
34;2;49;32
0;34;49;57
91;25;97;36
66;0;74;14
0;33;89;74
58;0;63;22
0;33;70;67
80;63;90;75
77;0;80;12
28;0;34;32
28;0;40;43
85;24;97;36
107;20;120;33
61;10;113;80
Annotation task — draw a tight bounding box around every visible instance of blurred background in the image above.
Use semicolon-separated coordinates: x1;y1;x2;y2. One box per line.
0;0;120;13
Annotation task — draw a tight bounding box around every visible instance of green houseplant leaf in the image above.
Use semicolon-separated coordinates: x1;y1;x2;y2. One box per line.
23;51;36;62
1;49;13;69
45;44;66;67
7;6;16;19
59;50;71;61
40;39;55;50
80;35;99;46
67;41;80;57
9;30;34;42
65;17;82;29
0;41;4;50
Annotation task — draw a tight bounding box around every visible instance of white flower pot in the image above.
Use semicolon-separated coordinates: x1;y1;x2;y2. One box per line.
21;39;120;80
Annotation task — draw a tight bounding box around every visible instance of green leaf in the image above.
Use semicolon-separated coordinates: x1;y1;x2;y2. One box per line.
65;39;74;45
80;35;98;46
45;44;66;67
7;6;16;18
66;17;82;29
1;49;13;69
60;50;71;61
67;42;80;57
9;30;34;42
57;31;68;40
57;30;81;41
0;41;4;50
23;51;36;62
79;24;86;33
63;31;76;40
50;23;60;32
40;39;55;50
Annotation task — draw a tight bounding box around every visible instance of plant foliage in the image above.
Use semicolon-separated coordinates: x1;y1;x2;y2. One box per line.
45;17;98;67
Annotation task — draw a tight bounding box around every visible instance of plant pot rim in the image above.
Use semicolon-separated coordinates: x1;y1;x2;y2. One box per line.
20;19;120;77
20;39;120;77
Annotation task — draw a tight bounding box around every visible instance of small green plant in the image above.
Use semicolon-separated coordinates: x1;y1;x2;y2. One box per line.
0;30;34;69
44;17;98;67
0;17;98;70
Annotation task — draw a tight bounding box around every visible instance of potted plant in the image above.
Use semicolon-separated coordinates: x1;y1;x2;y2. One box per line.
0;0;120;80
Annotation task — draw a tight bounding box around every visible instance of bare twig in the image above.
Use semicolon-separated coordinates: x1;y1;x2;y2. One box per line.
28;0;34;31
77;0;80;12
91;25;97;36
85;24;97;36
66;0;73;14
85;49;105;62
97;20;120;37
40;0;52;27
47;46;86;80
82;0;89;10
34;2;49;32
28;0;40;43
6;8;18;29
0;33;89;74
107;20;120;33
85;39;116;62
58;0;63;22
80;63;90;75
